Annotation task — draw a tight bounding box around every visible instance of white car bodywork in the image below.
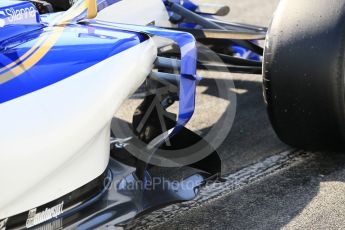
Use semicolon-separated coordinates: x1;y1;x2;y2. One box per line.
0;39;157;219
96;0;172;26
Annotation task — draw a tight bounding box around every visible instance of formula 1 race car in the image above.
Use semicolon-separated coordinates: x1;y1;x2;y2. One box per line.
1;0;345;229
0;0;222;229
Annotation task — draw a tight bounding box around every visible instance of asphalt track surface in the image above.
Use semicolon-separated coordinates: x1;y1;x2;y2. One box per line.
114;0;345;229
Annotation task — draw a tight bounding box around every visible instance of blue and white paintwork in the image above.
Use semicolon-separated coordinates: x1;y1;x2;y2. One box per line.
0;0;199;220
0;1;40;26
84;0;261;60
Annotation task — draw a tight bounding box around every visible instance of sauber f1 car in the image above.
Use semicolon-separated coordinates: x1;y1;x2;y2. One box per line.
1;0;345;229
0;0;221;229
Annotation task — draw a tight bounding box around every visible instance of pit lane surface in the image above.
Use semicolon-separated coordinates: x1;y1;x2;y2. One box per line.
114;0;345;229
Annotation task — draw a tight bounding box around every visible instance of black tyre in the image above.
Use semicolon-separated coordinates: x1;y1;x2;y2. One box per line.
264;0;345;150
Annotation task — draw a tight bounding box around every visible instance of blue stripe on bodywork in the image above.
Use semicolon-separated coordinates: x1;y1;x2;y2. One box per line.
0;24;147;104
0;26;46;74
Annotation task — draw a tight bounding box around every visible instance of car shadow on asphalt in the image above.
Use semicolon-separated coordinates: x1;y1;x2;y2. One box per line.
113;74;288;174
147;76;345;229
113;75;345;229
197;76;288;173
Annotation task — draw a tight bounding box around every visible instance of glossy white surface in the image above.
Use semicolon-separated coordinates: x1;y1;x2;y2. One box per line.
0;39;157;219
97;0;171;27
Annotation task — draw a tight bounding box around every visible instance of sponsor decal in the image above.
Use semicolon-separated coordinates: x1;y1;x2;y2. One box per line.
5;6;36;23
0;5;37;27
25;202;64;228
0;218;7;230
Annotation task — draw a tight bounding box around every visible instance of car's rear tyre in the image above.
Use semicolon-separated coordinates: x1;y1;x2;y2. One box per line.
264;0;345;150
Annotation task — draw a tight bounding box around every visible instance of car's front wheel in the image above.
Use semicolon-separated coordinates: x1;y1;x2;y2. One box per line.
264;0;345;150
